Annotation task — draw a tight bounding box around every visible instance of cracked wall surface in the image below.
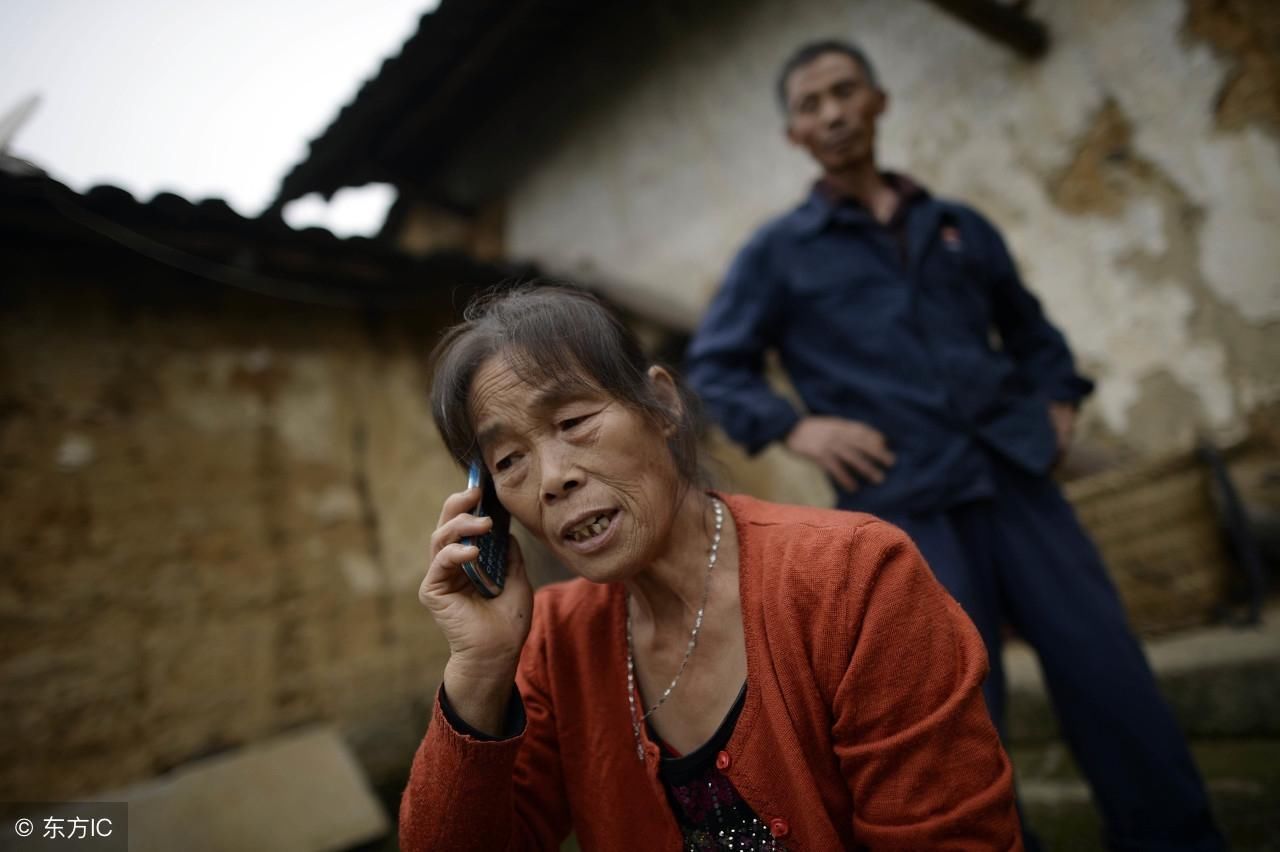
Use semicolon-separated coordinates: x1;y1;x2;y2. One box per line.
505;0;1279;459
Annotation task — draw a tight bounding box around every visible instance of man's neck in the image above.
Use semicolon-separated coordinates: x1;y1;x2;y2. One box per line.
822;164;899;224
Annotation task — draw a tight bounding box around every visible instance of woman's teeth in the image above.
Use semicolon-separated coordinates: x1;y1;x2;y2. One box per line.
568;513;612;542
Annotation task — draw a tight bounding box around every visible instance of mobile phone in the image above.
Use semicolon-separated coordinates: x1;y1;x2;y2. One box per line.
461;459;510;598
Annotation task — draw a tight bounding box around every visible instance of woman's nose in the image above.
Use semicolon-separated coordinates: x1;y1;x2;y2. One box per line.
539;449;582;504
542;476;580;504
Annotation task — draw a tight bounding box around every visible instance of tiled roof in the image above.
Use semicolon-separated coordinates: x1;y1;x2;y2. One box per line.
1;165;535;307
272;0;600;210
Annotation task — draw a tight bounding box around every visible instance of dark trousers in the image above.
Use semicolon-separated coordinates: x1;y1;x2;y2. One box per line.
879;458;1224;851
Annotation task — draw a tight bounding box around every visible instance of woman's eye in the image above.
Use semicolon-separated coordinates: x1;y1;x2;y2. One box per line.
560;414;591;431
495;454;515;472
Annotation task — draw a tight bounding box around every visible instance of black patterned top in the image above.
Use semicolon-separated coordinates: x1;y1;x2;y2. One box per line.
653;685;787;851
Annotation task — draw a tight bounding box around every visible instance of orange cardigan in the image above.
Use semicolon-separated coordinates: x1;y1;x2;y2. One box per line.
400;494;1022;850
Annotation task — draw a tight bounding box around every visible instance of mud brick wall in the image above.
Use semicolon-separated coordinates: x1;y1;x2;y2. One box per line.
0;252;464;800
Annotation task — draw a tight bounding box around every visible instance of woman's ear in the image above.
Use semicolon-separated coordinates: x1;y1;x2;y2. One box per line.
646;365;682;436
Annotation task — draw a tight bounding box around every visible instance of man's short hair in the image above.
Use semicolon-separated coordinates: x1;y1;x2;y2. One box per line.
776;39;880;113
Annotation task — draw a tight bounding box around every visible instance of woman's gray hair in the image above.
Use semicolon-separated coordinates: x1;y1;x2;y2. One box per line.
428;284;704;485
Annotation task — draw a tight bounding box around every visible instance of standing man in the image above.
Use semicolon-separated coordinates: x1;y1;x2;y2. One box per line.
686;39;1223;850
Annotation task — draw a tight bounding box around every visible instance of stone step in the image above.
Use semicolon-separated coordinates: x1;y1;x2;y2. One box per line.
1005;606;1280;743
1010;739;1280;851
103;726;389;852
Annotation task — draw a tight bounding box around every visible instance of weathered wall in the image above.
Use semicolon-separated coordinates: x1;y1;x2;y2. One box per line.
0;254;462;800
503;0;1279;480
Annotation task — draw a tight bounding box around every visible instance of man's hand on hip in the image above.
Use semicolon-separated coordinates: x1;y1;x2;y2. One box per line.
784;416;896;492
1048;401;1077;463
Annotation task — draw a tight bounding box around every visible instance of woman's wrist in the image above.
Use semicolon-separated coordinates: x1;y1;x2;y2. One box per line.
442;658;518;737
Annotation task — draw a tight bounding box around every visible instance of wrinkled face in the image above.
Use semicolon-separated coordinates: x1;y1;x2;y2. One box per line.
468;354;684;583
784;51;885;174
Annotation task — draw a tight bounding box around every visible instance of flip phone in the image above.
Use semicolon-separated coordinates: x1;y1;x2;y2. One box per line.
461;460;510;598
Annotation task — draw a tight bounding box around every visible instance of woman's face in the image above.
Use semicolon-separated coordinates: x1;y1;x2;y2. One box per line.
468;353;684;583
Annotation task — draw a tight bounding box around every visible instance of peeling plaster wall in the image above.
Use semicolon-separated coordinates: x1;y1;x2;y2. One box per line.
0;257;460;800
505;0;1279;464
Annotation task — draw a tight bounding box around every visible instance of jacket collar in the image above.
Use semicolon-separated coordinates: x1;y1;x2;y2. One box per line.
791;171;929;239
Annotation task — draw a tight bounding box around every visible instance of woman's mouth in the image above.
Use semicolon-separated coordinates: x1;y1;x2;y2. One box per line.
565;510;617;542
562;509;620;552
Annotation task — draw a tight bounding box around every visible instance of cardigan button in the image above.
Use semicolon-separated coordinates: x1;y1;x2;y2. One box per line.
769;817;790;838
714;750;732;771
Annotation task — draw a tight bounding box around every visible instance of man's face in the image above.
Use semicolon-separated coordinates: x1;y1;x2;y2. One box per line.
784;51;886;174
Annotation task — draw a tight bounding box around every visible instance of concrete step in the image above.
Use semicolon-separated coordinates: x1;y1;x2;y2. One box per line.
106;725;389;852
1004;606;1280;744
1011;739;1280;851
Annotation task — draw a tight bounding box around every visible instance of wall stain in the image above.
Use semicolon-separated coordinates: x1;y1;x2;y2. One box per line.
1183;0;1280;135
1048;99;1135;217
1050;96;1280;451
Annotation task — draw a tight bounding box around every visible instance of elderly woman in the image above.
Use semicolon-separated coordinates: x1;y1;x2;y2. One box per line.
401;287;1021;851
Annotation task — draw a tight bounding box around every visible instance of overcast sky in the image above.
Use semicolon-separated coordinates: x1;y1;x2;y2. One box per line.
1;0;438;235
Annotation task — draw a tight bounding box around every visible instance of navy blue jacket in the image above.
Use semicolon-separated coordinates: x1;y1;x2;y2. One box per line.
686;180;1094;515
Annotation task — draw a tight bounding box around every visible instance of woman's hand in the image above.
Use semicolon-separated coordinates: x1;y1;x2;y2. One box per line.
420;485;534;734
